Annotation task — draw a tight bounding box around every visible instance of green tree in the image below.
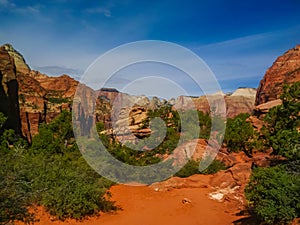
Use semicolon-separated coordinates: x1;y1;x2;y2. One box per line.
246;82;300;225
224;113;255;155
31;111;76;154
263;82;300;160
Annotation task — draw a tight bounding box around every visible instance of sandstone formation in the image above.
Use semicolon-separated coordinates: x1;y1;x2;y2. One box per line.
255;44;300;105
150;147;279;215
2;44;30;74
0;45;22;134
3;43;288;144
174;88;256;118
0;44;96;142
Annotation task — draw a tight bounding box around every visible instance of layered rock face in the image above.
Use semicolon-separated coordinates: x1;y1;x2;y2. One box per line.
0;44;165;142
250;44;300;132
18;72;82;141
174;88;256;118
255;44;300;105
0;45;22;134
2;44;30;74
0;43;259;142
0;44;96;142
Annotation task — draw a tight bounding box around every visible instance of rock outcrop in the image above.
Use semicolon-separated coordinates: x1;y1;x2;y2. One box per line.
2;44;30;75
174;88;256;118
0;43;268;143
0;44;97;142
255;44;300;105
0;45;22;135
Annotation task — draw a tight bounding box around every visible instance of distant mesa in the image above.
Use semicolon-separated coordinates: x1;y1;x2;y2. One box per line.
230;87;256;97
35;66;83;79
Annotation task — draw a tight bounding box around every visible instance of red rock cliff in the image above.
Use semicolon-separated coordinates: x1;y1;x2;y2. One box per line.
255;44;300;105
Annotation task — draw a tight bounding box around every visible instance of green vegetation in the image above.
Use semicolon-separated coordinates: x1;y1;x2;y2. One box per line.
246;164;300;225
175;159;226;178
2;82;298;224
96;107;213;168
0;112;116;224
224;113;256;155
0;112;34;225
262;82;300;160
245;82;300;225
48;97;70;104
31;111;76;155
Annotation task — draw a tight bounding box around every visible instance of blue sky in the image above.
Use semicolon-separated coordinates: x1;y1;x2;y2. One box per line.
1;0;300;96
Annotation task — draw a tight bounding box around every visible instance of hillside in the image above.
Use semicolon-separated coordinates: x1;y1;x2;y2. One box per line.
0;43;257;142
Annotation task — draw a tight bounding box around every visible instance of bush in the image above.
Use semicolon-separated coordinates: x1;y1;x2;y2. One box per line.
263;82;300;160
0;111;116;223
246;165;300;225
175;160;200;178
245;83;300;225
48;97;70;104
175;160;226;178
224;113;255;155
31;111;76;154
25;153;116;220
0;152;34;225
201;159;227;174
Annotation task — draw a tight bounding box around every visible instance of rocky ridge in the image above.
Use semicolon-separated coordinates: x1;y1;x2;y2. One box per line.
0;44;22;134
0;44;258;142
250;44;300;130
255;44;300;105
174;88;256;118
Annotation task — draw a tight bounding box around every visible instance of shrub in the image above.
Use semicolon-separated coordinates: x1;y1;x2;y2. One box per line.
246;165;300;225
224;113;255;155
31;111;76;154
175;159;226;178
201;159;227;174
263;82;300;160
175;160;200;178
26;153;116;220
0;151;34;225
0;110;117;223
48;97;70;104
245;83;300;225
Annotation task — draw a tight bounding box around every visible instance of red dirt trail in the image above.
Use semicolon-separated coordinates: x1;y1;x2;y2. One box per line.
17;183;245;225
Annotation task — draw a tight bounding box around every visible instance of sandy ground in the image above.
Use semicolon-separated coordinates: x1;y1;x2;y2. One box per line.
18;183;246;225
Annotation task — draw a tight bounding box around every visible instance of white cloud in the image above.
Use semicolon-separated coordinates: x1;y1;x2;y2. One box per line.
85;7;112;17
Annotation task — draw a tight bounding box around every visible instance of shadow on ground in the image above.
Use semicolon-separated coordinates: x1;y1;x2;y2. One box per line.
232;210;260;225
233;217;260;225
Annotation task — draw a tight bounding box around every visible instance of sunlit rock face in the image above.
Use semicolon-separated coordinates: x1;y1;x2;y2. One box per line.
255;44;300;105
0;44;22;135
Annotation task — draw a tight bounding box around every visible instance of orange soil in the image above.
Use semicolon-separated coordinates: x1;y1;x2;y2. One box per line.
17;183;245;225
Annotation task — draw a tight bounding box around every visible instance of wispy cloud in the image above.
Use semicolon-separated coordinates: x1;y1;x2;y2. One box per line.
194;25;300;52
0;0;42;14
85;7;112;18
15;5;41;14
